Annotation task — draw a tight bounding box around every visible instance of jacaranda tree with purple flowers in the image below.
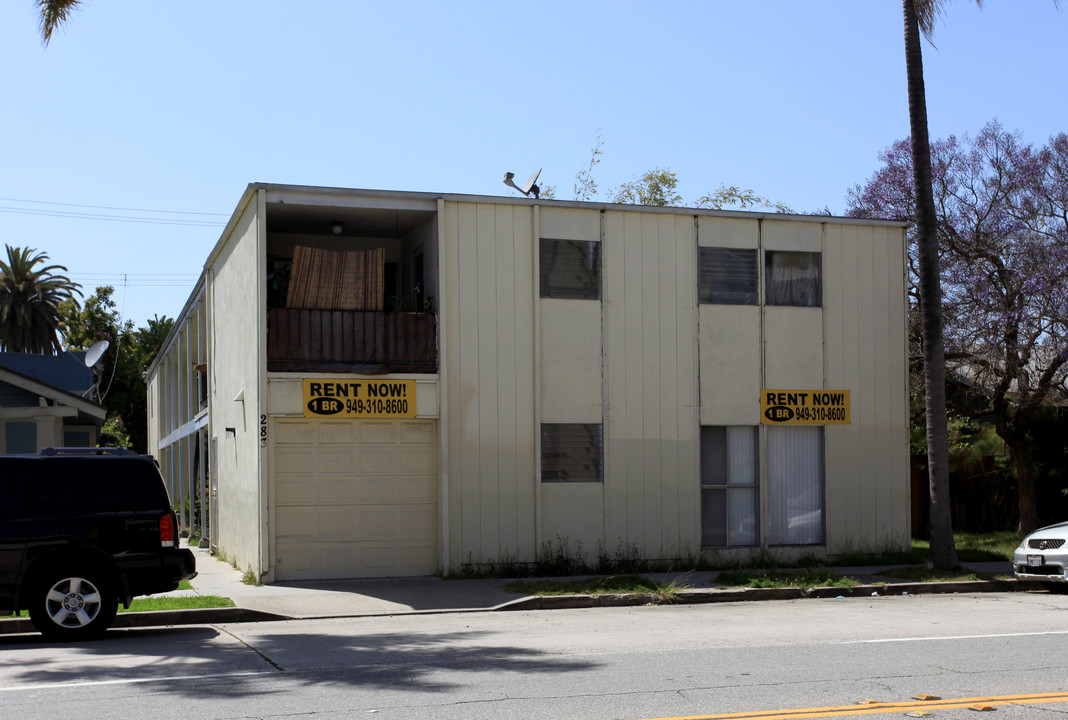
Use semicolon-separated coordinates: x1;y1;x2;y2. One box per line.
848;121;1068;533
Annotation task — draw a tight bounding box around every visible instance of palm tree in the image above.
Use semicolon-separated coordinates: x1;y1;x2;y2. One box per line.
904;0;963;570
36;0;82;45
0;245;82;354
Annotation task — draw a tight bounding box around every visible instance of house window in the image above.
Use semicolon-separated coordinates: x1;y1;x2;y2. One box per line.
4;422;37;454
540;239;600;300
698;248;758;305
541;423;603;482
767;426;824;545
766;251;821;307
63;430;91;448
701;426;759;547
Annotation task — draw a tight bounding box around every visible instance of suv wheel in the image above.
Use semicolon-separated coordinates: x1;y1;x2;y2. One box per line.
29;568;118;640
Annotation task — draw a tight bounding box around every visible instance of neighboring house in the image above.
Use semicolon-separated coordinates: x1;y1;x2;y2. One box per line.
0;352;105;453
146;183;910;582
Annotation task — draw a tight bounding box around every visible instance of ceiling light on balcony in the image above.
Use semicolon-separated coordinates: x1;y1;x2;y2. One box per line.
331;221;344;235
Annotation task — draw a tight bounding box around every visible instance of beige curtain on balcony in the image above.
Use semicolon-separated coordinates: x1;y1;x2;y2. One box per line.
285;245;385;311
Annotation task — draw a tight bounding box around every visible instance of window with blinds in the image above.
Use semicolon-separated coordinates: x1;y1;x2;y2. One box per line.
540;239;600;300
700;426;759;547
698;248;758;305
541;423;603;482
767;425;825;545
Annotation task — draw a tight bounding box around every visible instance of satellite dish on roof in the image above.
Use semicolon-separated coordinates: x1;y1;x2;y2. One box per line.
521;168;542;195
503;167;543;199
84;340;109;369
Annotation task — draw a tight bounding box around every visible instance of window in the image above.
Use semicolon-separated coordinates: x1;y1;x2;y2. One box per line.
767;426;824;545
540;239;600;299
4;422;36;455
63;430;91;448
698;248;758;305
701;426;759;547
541;423;603;482
766;251;821;307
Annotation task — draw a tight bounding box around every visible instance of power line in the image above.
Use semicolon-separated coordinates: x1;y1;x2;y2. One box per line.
0;196;229;217
69;273;201;288
0;205;225;228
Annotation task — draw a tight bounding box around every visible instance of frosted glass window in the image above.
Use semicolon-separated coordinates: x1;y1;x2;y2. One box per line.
767;426;824;545
701;426;758;547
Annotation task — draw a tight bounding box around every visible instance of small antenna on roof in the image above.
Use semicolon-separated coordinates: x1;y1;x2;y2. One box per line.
503;167;542;199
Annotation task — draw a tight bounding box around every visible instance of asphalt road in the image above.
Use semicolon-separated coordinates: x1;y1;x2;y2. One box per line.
0;590;1066;720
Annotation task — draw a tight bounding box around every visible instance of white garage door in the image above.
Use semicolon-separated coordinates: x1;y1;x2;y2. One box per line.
272;417;438;581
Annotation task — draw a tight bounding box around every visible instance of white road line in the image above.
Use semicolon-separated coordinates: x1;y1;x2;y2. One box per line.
0;670;275;693
840;630;1068;644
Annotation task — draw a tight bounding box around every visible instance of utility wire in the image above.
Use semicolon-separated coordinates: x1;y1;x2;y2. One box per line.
0;196;228;217
0;205;224;227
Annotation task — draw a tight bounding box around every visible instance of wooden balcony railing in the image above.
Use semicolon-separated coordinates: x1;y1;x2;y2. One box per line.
267;308;437;374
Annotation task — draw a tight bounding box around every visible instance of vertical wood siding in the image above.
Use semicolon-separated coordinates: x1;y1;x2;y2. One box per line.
824;223;909;550
443;202;536;568
603;211;698;559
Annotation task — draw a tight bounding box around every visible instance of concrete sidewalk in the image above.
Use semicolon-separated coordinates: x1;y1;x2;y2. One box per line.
0;544;1035;635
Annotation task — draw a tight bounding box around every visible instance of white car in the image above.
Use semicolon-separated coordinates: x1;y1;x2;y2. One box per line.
1014;521;1068;592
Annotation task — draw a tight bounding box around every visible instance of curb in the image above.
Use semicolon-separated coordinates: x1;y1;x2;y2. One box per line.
0;607;287;636
0;579;1047;635
495;579;1038;611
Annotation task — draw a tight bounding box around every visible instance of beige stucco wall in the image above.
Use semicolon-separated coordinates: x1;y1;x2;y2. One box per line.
206;192;267;577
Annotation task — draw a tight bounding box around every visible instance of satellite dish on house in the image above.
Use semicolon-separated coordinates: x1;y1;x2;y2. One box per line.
521;168;542;196
503;167;543;199
84;340;109;369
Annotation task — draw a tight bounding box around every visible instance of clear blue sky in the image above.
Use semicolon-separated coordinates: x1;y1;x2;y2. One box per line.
2;1;1065;330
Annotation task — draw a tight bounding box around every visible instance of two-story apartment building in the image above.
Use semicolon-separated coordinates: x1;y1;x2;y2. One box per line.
146;183;910;582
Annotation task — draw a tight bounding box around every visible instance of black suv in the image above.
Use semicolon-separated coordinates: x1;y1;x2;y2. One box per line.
0;448;196;639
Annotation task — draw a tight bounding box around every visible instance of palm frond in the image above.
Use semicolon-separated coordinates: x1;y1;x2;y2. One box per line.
36;0;82;46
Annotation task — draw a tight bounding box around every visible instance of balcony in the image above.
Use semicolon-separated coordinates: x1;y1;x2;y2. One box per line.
267;308;437;374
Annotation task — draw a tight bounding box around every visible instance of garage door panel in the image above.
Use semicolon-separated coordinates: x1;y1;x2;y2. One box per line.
397;446;436;473
274;541;438;580
318;420;357;444
397;508;436;537
400;422;436;444
276;448;316;474
275;419;318;444
276;506;320;539
319;448;357;473
360;420;398;443
272;417;438;580
397;476;436;503
360;446;404;473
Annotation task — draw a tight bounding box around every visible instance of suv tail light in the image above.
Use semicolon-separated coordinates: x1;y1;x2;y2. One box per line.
159;511;178;547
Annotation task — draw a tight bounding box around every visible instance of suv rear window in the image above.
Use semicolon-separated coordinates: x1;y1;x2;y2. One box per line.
47;458;171;513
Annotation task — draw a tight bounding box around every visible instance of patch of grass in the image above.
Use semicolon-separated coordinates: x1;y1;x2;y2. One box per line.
178;579;194;591
831;546;927;566
241;569;261;586
13;594;235;617
877;567;1007;583
917;531;1023;562
122;595;234;613
504;575;680;600
714;569;858;591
